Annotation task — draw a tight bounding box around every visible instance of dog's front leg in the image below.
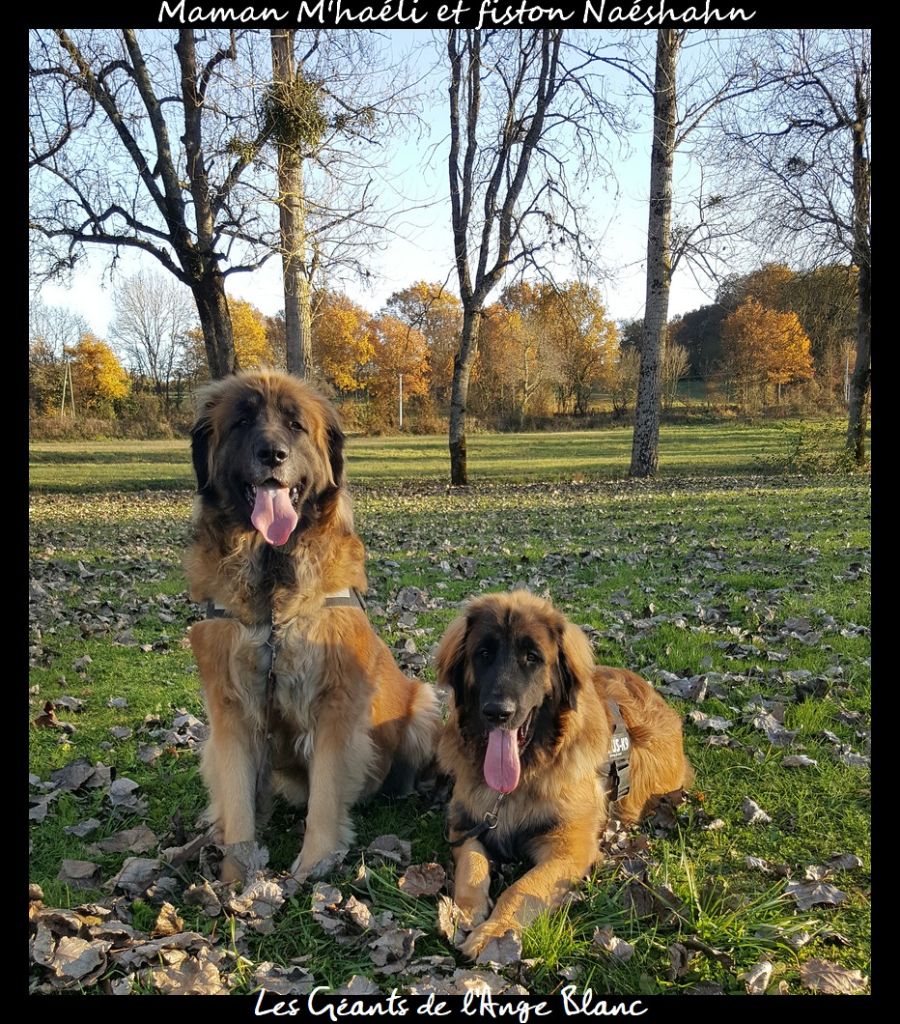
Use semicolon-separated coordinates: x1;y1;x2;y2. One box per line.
191;620;262;884
291;707;369;881
458;821;598;959
450;835;493;930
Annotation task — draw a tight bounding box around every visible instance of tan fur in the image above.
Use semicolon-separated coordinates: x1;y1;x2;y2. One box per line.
435;591;692;958
186;371;440;882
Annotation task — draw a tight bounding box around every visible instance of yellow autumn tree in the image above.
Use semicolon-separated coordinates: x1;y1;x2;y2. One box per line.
366;313;430;426
230;299;274;369
312;291;374;393
721;298;814;404
384;282;463;408
538;281;618;415
65;333;130;416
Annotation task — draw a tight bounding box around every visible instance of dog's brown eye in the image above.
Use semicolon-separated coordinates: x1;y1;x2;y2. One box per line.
290;421;305;433
524;651;540;664
477;648;492;661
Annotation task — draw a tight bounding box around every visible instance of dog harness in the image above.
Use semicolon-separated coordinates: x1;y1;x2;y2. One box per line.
448;699;632;848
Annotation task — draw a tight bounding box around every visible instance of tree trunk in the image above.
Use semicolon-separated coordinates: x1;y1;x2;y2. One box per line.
449;308;482;485
193;273;237;379
847;67;871;464
630;30;679;479
271;29;312;380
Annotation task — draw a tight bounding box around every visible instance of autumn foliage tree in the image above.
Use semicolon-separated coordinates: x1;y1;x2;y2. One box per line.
721;298;813;404
311;291;373;394
365;314;430;426
542;282;618;415
383;283;463;409
66;333;130;417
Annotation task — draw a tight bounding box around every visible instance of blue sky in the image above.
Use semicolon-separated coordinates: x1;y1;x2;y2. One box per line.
37;29;725;337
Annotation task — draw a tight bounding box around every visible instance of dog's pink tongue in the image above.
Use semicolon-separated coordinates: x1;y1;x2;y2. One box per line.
251;483;298;546
484;729;521;793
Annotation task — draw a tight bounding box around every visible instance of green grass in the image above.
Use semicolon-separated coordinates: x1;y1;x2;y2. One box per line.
27;419;859;492
28;446;870;996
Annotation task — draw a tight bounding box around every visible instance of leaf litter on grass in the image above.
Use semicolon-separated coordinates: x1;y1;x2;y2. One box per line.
29;476;870;993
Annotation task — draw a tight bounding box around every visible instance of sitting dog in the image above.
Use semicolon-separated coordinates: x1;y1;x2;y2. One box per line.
185;370;439;883
435;591;692;958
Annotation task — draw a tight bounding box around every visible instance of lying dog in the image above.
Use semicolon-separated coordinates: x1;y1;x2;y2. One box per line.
435;591;692;958
185;370;439;883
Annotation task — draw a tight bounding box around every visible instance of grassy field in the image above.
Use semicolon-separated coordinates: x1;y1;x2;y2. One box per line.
27;420;830;492
28;430;870;997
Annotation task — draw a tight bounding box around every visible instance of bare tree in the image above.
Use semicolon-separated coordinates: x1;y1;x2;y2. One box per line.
29;300;90;414
585;31;776;476
445;29;618;484
661;340;690;411
110;270;196;411
28;29;284;378
718;30;870;464
266;31;414;379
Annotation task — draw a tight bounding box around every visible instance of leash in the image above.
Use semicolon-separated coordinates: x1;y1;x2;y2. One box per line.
447;791;505;848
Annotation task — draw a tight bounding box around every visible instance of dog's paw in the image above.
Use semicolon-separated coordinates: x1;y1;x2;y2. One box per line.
458;920;518;961
455;899;491;932
218;854;245;885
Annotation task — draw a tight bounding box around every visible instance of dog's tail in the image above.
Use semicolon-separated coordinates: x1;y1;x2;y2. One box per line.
381;681;442;798
402;681;442;769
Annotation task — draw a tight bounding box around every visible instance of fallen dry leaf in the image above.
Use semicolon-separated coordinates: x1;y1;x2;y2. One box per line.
687;711;733;732
151;902;184;938
50;935;112;984
592;926;635;962
148;953;228;995
183;880;222;917
784;880;847;911
742;797;773;825
436;896;465;945
800;958;868;995
86;825;158;856
782;755;818;768
57;860;102;891
476;929;522;966
398;862;446;898
368;926;425;974
63;818;102;839
342;895;374;931
741;960;773;995
111;931;209;971
253;960;316;996
335;975;381;995
109;857;162;896
366;834;412;869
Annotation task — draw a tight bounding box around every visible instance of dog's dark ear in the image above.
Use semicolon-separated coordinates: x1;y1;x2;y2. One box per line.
327;421;345;489
190;413;213;495
190;381;227;496
435;612;470;708
555;621;595;711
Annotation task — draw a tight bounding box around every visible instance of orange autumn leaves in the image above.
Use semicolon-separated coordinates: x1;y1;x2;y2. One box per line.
721;298;814;391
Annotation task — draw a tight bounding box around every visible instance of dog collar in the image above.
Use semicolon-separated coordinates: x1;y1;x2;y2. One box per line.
600;699;632;801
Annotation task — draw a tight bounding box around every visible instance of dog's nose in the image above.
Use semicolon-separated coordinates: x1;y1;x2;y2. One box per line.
482;700;516;726
256;443;289;467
